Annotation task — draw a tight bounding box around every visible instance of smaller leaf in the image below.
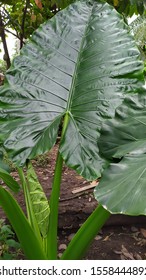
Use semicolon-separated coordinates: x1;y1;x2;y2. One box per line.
6;239;20;249
1;225;14;236
0;168;20;193
134;253;142;260
121;245;134;260
27;162;50;238
1;253;13;260
94;235;102;241
58;244;67;251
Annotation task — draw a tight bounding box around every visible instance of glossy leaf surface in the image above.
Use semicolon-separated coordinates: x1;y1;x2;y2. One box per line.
96;88;146;215
94;154;146;215
0;0;144;180
98;92;146;160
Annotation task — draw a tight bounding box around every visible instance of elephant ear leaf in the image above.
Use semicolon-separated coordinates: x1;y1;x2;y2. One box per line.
26;162;50;238
94;154;146;215
96;88;146;215
0;0;144;180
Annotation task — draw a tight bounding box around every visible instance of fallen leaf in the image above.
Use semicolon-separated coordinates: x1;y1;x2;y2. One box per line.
137;238;146;246
94;235;102;241
75;175;83;180
68;233;75;241
134;253;142;260
121;245;134;260
140;228;146;238
90;180;99;187
113;250;122;255
131;226;138;232
58;244;67;251
58;253;62;258
103;233;113;242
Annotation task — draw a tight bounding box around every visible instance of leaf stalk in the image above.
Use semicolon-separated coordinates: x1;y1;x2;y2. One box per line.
61;204;111;260
46;112;69;259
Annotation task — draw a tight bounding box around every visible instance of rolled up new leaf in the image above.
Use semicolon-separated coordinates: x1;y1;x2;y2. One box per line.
27;162;50;238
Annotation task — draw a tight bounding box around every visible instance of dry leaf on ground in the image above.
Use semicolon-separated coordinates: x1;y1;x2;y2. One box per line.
140;228;146;238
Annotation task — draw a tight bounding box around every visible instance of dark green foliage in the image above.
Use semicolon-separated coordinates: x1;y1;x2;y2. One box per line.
107;0;146;16
0;219;21;260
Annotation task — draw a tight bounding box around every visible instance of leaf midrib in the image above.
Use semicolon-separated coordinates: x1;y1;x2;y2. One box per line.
66;3;96;112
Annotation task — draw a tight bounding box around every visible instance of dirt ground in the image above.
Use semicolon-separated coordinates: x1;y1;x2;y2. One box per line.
1;143;146;260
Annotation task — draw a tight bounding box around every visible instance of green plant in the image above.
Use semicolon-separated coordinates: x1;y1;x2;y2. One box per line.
0;219;21;260
0;0;145;260
94;91;146;216
0;59;7;75
33;152;50;167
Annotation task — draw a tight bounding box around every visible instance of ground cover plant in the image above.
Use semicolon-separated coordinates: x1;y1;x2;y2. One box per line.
0;0;145;259
0;219;21;260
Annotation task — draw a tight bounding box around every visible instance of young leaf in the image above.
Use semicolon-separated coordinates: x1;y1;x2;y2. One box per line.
26;162;50;238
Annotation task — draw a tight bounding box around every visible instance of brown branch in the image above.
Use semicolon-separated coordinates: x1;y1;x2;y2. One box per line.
20;0;30;49
4;28;20;39
0;10;11;69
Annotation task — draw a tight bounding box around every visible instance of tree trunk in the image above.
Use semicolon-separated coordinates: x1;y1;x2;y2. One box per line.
0;10;11;69
20;0;30;49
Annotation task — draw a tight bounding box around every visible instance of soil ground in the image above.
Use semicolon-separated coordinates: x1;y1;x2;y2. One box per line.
1;143;146;260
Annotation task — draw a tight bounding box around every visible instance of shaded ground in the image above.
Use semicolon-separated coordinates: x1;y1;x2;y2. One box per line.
1;144;146;260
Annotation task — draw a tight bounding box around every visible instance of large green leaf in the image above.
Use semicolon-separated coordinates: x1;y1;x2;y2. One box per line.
94;154;146;215
0;0;144;180
98;92;146;160
96;88;146;215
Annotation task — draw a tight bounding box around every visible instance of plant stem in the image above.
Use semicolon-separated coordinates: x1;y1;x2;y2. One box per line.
46;152;63;259
61;204;111;260
46;113;69;259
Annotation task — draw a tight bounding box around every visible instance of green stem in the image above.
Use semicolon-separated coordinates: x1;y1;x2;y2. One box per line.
46;113;69;259
61;204;111;260
46;151;63;259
